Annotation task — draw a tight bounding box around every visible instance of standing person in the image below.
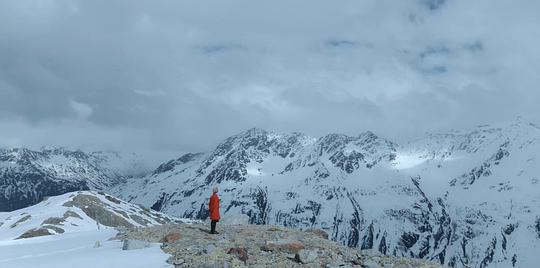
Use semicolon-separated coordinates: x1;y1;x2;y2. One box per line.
209;187;220;234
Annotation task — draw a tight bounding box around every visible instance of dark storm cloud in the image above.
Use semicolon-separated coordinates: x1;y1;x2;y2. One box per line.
0;0;538;158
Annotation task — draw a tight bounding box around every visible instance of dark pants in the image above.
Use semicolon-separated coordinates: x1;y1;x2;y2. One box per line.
210;220;218;234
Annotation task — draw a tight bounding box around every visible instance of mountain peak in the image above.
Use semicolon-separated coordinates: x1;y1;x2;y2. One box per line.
243;127;269;136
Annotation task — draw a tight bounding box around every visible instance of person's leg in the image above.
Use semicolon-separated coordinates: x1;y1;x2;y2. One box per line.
211;220;216;234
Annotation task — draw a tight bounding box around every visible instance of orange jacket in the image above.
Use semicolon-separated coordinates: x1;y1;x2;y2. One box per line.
209;193;220;220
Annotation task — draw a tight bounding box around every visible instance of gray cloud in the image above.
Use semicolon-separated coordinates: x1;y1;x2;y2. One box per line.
0;0;538;158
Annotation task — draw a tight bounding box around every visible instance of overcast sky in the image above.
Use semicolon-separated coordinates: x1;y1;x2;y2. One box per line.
0;0;538;158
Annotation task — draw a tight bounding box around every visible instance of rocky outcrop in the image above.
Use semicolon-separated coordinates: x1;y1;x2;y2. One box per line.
63;194;134;228
116;223;445;268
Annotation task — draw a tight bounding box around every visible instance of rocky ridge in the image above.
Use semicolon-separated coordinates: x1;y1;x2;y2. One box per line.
117;222;446;268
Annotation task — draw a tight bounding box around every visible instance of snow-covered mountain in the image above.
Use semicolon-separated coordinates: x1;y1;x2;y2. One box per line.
111;119;540;268
0;147;146;212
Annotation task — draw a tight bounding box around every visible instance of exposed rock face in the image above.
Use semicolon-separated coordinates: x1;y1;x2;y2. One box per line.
61;192;175;229
535;217;540;239
63;194;134;228
16;227;54;239
116;223;445;268
10;215;31;228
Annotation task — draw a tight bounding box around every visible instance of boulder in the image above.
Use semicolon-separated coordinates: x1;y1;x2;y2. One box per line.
162;232;181;243
261;239;305;254
305;228;329;240
173;259;185;266
227;247;249;263
295;249;318;264
122;239;152;250
361;259;380;268
266;226;282;232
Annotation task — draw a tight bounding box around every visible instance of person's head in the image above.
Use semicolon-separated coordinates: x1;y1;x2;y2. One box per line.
212;187;218;193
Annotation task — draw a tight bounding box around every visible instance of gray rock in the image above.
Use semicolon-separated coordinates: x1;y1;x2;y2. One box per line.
295;249;318;264
304;228;329;239
122;239;151;250
16;227;52;239
326;264;353;268
362;259;381;268
261;239;305;253
10;215;32;228
205;244;217;254
173;258;185;265
201;261;230;268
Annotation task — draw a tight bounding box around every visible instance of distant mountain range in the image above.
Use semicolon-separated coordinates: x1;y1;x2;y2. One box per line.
0;147;145;211
2;118;539;267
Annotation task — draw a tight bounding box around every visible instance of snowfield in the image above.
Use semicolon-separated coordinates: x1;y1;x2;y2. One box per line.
0;191;179;268
0;229;172;268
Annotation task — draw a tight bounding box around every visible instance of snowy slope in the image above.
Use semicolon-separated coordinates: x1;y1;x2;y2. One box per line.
0;147;147;212
0;191;179;268
0;229;172;268
111;119;540;268
0;191;177;240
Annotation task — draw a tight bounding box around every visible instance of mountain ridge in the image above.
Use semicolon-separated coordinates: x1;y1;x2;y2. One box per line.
2;118;539;267
0;147;147;211
112;118;540;267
